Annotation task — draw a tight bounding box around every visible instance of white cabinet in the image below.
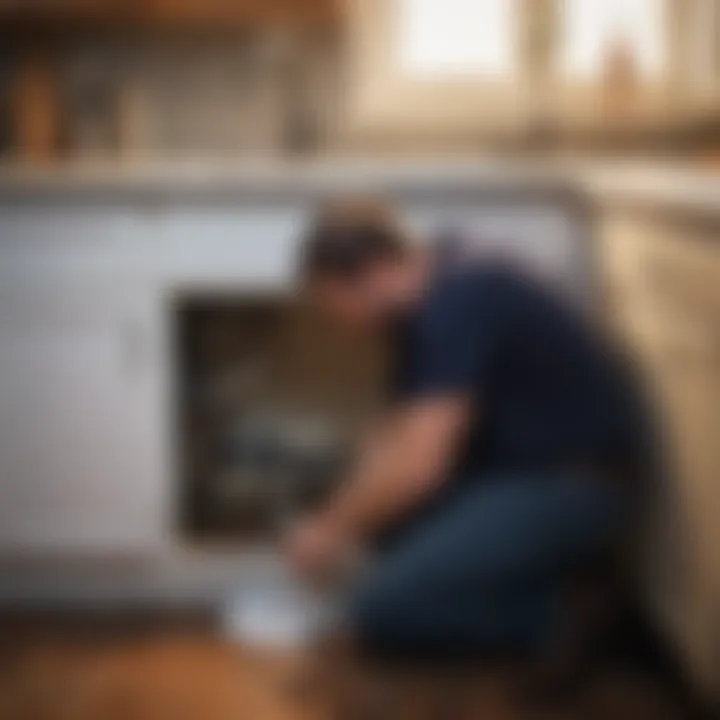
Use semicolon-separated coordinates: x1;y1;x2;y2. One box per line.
0;183;593;558
0;281;167;554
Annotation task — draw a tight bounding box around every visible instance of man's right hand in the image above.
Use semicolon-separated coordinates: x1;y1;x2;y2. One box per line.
284;515;349;584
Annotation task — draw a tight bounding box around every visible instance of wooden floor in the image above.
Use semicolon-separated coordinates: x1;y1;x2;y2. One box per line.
0;619;697;720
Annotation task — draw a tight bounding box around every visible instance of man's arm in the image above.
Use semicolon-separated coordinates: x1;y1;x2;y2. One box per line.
320;396;471;540
288;272;496;576
287;396;471;578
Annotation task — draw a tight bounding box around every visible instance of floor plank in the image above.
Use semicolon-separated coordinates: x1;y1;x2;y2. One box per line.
0;625;696;720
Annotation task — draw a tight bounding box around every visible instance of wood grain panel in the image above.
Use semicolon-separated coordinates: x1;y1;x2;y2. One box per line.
0;0;338;32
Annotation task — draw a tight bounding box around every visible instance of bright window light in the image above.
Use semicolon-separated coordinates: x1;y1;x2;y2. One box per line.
560;0;666;80
398;0;516;77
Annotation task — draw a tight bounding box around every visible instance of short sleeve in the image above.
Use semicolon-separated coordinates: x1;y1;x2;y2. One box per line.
393;270;502;403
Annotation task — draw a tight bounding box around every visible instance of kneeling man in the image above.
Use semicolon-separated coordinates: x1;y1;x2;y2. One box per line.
287;200;643;658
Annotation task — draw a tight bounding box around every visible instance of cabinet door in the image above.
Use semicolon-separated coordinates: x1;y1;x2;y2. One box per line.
0;282;166;554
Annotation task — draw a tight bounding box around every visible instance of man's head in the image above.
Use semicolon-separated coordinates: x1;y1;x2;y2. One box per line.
299;199;422;331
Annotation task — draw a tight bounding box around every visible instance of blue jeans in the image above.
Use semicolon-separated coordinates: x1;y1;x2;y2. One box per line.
350;471;623;658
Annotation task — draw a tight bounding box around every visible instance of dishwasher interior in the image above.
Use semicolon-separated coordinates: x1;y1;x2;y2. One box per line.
177;297;386;542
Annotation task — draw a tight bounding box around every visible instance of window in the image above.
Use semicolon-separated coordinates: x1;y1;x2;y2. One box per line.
398;0;517;78
560;0;666;81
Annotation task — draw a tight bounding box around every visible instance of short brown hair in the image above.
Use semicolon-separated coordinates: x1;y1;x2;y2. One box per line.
300;198;407;282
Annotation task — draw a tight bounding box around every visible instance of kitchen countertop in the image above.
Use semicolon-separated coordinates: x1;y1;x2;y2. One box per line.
0;159;717;220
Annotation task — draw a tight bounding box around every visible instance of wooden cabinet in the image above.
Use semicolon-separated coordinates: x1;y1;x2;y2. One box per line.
599;209;720;698
140;0;337;28
11;47;60;164
0;0;340;163
0;0;338;31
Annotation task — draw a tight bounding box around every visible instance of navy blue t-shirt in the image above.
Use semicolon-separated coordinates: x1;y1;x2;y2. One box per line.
389;261;642;477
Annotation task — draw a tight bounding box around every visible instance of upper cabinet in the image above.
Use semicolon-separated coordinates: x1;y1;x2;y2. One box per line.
0;0;338;32
0;0;342;164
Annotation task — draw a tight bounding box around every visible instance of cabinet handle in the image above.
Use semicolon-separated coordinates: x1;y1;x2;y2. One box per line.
121;319;146;378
